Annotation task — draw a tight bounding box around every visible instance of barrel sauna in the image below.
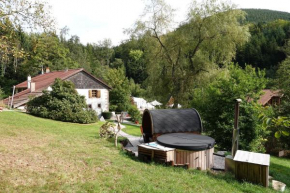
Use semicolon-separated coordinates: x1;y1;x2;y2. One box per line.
142;108;203;143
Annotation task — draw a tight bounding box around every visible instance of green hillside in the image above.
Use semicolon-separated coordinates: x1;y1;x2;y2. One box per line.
0;111;289;192
242;9;290;23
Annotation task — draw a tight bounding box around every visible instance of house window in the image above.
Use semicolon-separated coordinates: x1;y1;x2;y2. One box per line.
88;104;92;109
89;90;101;98
98;103;101;108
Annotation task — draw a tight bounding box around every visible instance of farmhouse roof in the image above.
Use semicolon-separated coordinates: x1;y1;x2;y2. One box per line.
15;68;111;90
258;89;282;106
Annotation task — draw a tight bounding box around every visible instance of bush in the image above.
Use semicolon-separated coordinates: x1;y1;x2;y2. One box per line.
27;78;98;124
128;105;141;123
109;105;117;112
102;112;112;119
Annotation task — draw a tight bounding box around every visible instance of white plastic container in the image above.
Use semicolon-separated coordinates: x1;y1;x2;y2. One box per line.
272;180;286;192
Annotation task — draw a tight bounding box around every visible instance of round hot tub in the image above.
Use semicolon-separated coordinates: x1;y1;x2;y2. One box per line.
157;133;215;170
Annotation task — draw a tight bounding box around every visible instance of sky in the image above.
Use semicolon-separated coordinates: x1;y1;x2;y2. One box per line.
48;0;290;46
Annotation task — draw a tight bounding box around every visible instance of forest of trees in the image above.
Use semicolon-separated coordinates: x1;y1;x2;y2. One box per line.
243;9;290;23
1;0;290;152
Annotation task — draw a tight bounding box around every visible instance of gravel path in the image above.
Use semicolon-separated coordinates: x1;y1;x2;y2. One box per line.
112;123;143;156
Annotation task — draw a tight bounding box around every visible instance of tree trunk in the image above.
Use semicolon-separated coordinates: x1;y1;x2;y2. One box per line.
115;130;119;147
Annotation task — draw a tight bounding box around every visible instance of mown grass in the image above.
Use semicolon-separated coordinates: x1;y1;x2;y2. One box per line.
270;156;290;189
121;123;141;137
0;111;288;192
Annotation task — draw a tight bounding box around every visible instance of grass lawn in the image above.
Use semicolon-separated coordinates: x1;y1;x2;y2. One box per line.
0;111;288;192
121;123;141;137
270;156;290;189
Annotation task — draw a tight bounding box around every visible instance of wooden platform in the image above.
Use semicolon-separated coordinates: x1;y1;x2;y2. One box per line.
138;143;214;170
138;143;175;163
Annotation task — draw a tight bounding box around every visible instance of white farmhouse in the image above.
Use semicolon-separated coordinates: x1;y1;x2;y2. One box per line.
4;68;111;116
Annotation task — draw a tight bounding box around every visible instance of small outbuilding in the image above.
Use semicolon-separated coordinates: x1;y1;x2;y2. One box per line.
234;150;270;187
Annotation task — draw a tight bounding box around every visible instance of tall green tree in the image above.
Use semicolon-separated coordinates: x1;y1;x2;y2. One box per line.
0;0;54;77
275;40;290;116
131;0;249;107
235;20;290;77
104;68;131;112
192;64;267;151
22;32;75;75
0;0;54;30
126;50;148;84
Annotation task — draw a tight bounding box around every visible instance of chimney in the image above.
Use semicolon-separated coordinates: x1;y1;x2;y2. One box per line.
46;67;50;73
30;82;35;92
41;66;44;74
27;75;31;89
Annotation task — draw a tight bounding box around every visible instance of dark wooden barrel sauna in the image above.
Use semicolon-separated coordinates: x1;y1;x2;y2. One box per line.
142;108;203;143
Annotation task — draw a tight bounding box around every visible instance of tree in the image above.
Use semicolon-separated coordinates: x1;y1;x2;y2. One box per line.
126;50;148;84
23;32;75;74
128;78;145;97
268;41;290;150
235;20;290;76
104;68;131;112
27;78;97;124
191;64;267;151
276;40;290;116
0;0;54;30
64;35;91;71
0;0;54;76
0;87;3;100
95;39;114;66
131;0;249;107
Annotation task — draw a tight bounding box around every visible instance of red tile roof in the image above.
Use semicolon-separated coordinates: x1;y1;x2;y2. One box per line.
16;68;111;90
258;89;282;106
15;68;83;90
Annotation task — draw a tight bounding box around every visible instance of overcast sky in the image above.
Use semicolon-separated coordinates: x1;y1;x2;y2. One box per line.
49;0;290;46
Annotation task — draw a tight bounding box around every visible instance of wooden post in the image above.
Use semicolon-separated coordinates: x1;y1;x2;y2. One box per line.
232;99;242;158
10;86;15;109
7;96;11;109
115;115;122;147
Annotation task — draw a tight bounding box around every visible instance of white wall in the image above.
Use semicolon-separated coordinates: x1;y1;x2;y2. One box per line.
76;89;109;116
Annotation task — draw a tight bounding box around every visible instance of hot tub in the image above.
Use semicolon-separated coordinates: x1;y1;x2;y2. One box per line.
157;133;215;170
139;109;215;170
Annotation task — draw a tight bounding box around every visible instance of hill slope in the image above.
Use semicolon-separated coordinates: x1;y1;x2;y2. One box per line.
242;9;290;23
0;112;288;192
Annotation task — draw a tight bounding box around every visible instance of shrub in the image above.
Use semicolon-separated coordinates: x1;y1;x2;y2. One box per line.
128;105;141;123
27;78;98;124
102;112;112;119
109;105;117;112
